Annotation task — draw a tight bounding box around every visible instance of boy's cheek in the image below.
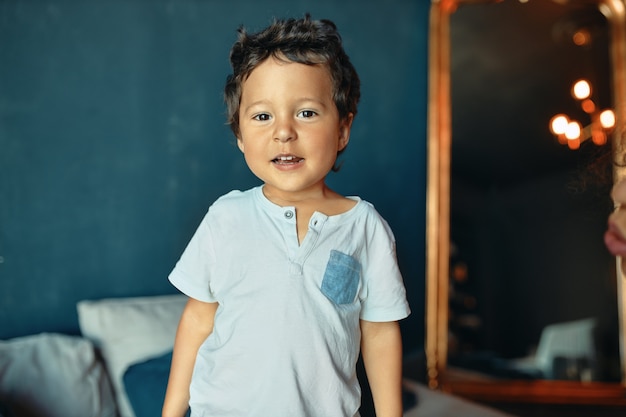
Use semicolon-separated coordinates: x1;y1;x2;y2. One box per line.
612;178;626;204
609;209;626;240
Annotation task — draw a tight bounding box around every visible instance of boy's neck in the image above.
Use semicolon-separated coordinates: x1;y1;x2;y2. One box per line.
262;183;336;206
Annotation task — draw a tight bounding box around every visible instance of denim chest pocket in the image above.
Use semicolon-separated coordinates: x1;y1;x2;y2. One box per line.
321;250;361;305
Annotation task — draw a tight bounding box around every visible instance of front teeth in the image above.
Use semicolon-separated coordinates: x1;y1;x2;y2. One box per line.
279;156;295;161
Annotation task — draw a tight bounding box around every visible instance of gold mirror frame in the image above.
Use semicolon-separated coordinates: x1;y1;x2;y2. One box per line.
426;0;626;405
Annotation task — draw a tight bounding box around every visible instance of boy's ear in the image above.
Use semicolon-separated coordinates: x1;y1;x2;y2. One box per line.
236;137;245;153
338;113;354;151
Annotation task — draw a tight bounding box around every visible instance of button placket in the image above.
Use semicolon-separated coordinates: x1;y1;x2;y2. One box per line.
308;213;326;231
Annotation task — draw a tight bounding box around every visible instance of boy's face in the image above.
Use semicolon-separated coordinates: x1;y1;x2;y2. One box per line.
237;56;352;200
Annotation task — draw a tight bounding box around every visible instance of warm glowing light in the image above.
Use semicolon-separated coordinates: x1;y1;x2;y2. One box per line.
600;109;616;129
550;114;569;135
572;79;591;100
568;138;581;150
592;130;607;145
572;29;591;46
550;78;614;150
565;121;582;140
581;99;595;114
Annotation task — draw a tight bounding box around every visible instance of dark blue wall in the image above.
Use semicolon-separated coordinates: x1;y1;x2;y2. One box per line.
0;0;429;353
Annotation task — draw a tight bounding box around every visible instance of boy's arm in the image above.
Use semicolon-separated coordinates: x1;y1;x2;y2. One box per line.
360;320;403;417
162;298;218;417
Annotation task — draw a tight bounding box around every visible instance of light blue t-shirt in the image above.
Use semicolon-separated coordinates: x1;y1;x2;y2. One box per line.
169;186;410;417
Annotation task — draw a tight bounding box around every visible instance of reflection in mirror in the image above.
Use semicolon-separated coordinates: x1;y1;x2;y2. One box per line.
426;0;626;408
449;0;619;383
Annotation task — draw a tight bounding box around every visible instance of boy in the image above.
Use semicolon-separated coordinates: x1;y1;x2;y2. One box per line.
163;14;410;417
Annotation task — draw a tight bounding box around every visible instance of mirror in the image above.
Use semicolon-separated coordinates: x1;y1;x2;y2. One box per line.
427;0;626;406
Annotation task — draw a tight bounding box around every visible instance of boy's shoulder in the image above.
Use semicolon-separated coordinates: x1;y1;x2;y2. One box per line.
211;187;258;210
201;188;260;228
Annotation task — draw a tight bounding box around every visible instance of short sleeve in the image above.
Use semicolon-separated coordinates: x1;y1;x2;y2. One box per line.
359;216;411;322
168;211;218;303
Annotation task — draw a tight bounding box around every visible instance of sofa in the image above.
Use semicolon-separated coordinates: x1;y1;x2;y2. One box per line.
0;294;514;417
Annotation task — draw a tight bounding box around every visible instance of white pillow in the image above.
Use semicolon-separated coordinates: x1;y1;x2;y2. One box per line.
0;333;118;417
77;294;187;417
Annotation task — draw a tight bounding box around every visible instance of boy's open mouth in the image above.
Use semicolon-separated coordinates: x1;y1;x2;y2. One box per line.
272;155;304;165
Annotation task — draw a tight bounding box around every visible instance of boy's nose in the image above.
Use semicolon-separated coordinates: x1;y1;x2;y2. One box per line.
273;119;296;142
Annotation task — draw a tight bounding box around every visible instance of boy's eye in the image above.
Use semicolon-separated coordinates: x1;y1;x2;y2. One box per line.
298;110;317;118
253;113;271;121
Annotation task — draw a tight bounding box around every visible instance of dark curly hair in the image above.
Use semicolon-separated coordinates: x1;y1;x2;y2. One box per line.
224;14;361;138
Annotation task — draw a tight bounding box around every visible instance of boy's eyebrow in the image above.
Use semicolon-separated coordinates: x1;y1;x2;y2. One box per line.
297;97;330;107
241;100;270;114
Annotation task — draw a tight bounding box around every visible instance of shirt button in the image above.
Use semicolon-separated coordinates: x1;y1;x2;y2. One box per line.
284;210;294;219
